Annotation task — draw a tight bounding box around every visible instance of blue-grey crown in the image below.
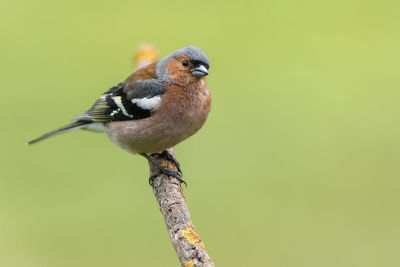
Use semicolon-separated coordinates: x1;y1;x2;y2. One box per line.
172;45;209;68
156;46;210;84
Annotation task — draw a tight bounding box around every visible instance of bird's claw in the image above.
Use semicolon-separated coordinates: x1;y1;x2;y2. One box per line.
142;152;186;187
151;150;182;175
163;151;182;175
149;169;161;186
148;165;187;187
160;166;186;186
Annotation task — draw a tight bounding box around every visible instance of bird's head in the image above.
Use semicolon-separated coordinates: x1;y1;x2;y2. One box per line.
156;46;210;86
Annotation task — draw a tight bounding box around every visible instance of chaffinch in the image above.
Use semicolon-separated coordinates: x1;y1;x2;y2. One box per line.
27;45;211;184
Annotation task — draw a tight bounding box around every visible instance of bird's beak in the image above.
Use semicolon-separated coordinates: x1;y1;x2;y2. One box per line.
191;65;209;77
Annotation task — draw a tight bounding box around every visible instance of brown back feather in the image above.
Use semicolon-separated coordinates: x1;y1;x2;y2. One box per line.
124;62;158;85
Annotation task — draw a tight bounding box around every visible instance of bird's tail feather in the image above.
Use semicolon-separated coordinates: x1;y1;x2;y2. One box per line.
26;121;90;146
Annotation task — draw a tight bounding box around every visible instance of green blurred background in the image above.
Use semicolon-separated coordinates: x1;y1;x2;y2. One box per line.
1;0;400;266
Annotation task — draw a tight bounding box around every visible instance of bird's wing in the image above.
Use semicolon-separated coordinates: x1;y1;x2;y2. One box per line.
75;62;166;122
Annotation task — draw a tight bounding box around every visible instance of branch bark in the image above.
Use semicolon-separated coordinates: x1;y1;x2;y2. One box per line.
148;150;214;267
134;45;214;267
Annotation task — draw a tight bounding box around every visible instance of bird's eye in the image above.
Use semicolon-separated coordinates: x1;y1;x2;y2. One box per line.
182;60;189;66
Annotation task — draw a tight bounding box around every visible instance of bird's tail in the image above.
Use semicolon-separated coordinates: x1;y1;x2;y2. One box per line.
26;121;90;146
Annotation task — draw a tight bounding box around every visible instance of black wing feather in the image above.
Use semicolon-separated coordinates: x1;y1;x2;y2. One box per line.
76;80;165;122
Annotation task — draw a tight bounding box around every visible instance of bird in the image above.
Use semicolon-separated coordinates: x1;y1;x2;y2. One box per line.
27;45;212;184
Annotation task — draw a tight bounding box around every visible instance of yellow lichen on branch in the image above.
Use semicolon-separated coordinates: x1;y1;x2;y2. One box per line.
184;260;195;267
181;222;206;248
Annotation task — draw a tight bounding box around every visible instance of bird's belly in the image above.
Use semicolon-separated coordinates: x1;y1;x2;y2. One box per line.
106;109;209;154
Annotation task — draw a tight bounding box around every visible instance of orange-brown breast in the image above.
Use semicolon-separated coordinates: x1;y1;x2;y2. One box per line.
159;78;212;136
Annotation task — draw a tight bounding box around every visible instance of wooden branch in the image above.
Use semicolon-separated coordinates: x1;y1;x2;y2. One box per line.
148;149;214;267
134;45;214;267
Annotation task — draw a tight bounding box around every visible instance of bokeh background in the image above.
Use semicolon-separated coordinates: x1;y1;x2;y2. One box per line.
1;0;400;266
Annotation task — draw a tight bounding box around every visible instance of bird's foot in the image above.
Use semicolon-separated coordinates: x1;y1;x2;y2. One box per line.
141;153;186;187
151;150;182;175
148;166;186;187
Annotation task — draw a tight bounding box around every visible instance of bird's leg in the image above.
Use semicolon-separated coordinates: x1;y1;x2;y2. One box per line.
140;153;186;186
154;150;182;175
